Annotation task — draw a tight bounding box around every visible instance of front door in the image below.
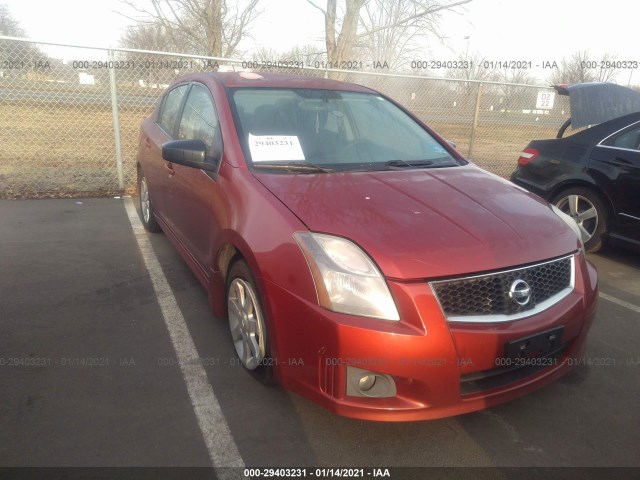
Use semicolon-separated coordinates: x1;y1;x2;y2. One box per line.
164;83;225;277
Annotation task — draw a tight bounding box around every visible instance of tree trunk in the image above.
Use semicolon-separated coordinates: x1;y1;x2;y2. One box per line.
324;0;337;65
205;0;223;57
324;0;364;79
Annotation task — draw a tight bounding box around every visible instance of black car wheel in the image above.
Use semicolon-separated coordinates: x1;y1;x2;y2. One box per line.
138;170;162;233
552;187;608;252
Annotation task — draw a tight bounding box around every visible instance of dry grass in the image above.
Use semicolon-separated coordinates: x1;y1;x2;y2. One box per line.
429;122;558;175
0;102;152;198
0;102;559;199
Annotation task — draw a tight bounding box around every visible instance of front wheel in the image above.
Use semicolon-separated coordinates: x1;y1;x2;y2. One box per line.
552;187;608;252
226;260;274;383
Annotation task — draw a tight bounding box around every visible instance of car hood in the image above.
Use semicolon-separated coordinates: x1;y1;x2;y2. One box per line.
555;82;640;129
254;165;580;280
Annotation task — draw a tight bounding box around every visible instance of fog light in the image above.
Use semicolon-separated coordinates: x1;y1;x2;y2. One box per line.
358;374;377;392
346;366;397;398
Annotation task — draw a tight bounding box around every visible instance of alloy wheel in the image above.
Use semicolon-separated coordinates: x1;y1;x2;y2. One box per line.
556;194;598;243
227;278;266;370
140;177;150;224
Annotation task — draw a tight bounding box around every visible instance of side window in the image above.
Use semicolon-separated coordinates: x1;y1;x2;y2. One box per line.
157;85;188;136
178;84;219;158
603;124;640;151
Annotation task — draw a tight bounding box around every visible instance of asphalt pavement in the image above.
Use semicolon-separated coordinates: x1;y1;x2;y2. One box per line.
1;198;639;478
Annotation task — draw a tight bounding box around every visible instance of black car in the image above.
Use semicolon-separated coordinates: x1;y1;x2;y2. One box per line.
511;83;640;252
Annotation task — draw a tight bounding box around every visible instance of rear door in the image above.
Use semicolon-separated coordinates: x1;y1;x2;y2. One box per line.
141;84;189;219
590;121;640;242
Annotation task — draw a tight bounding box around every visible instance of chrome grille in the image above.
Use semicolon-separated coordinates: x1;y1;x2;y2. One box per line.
430;255;574;322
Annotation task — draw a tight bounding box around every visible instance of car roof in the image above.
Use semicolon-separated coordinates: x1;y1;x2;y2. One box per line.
565;111;640;143
181;71;377;93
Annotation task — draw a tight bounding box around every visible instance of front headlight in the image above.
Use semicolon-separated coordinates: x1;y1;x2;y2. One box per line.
551;204;585;253
294;232;400;321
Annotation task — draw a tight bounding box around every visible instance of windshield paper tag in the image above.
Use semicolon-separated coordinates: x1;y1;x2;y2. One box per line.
248;134;305;162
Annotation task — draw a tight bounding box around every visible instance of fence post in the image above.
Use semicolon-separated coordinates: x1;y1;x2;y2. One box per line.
108;49;125;190
468;82;483;159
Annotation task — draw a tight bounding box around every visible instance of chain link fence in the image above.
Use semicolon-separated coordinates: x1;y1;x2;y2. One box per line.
0;37;572;199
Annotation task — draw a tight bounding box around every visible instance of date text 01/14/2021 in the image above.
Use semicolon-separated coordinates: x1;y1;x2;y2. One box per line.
242;468;391;478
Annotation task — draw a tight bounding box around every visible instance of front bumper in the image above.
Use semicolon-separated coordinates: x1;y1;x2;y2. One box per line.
263;252;598;422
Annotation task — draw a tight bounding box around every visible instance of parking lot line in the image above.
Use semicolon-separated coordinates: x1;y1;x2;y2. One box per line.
599;292;640;315
123;198;245;473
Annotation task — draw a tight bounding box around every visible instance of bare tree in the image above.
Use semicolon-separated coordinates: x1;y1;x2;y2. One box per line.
594;53;619;83
306;0;472;75
0;3;24;36
251;46;282;62
497;67;538;111
119;0;261;57
250;44;325;74
121;20;183;52
280;44;326;65
446;52;498;82
549;51;621;85
499;67;537;86
251;45;326;64
357;0;432;70
306;0;363;71
548;51;596;85
434;52;497;113
445;52;497;96
120;21;190;86
0;4;44;70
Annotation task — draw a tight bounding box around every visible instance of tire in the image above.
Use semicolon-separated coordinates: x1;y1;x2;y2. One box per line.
137;170;161;233
552;187;608;252
226;260;274;384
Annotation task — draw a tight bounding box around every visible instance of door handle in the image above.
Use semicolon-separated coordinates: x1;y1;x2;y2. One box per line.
165;162;175;176
144;137;152;149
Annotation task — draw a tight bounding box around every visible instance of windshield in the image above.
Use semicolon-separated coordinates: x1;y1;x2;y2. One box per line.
230;88;464;172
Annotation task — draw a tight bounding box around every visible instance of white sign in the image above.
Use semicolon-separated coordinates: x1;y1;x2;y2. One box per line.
248;134;305;162
536;91;555;109
78;72;95;85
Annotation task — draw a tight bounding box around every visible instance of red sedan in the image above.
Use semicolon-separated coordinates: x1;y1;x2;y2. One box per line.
136;72;598;421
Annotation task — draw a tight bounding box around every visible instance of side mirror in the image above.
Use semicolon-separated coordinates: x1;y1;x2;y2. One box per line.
162;139;218;172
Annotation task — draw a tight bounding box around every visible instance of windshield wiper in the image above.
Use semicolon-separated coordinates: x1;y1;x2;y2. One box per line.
384;159;434;169
252;161;335;173
384;159;459;170
333;159;439;173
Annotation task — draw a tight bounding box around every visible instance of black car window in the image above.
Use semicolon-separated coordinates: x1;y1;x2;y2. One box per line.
157;85;189;136
603;124;640;151
178;84;219;158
